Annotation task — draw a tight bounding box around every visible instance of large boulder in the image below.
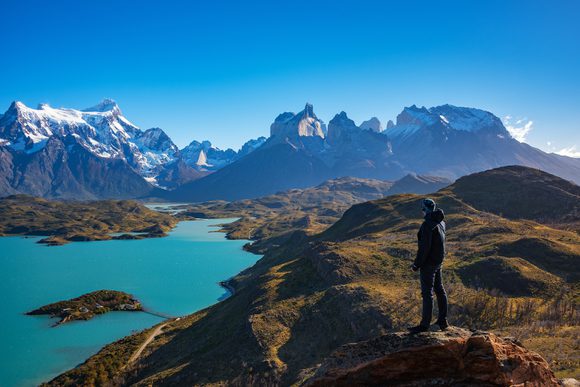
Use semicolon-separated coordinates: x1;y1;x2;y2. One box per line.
304;327;559;386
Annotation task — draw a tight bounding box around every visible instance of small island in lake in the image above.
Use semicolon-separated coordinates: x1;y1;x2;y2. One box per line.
27;290;142;326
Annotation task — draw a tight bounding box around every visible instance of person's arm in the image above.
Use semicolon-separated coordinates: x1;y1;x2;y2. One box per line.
413;223;432;269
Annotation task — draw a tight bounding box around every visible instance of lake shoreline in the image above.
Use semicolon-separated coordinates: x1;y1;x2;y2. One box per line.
0;217;261;387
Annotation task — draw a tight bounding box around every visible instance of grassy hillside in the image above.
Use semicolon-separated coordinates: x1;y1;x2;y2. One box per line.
178;175;447;253
0;195;177;245
46;166;579;385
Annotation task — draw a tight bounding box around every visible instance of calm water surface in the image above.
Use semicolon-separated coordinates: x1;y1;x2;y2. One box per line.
0;219;259;387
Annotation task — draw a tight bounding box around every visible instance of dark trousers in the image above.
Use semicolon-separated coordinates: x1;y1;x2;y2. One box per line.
419;264;448;327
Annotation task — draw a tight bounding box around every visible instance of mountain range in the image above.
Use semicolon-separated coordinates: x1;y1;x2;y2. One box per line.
1;100;579;200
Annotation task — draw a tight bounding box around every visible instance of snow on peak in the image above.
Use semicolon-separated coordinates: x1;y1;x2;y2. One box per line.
0;100;180;184
238;136;267;157
83;98;119;113
387;104;507;139
429;105;504;133
180;140;238;171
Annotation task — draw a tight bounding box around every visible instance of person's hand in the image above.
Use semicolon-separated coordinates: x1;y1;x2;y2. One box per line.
411;264;419;272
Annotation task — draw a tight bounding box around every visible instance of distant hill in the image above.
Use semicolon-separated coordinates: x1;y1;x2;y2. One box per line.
48;166;580;385
178;174;448;252
442;165;580;232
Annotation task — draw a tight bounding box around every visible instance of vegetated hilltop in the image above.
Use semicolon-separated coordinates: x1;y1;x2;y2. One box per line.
0;195;177;245
46;166;579;386
28;290;142;326
182;174;450;253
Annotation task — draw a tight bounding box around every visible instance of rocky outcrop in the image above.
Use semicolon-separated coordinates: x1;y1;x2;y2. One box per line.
360;117;383;132
304;327;559;386
270;103;326;140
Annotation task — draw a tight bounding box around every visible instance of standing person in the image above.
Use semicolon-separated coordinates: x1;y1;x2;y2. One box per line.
408;198;449;334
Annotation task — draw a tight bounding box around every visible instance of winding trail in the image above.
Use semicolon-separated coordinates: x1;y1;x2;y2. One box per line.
127;318;180;366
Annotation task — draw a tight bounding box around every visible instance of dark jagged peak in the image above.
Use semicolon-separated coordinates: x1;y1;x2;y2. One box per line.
329;111;356;126
327;111;360;145
386;119;395;130
303;102;315;118
273;111;295;123
83;98;120;113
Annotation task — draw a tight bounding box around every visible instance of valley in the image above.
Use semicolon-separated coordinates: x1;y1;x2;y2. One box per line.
43;166;580;385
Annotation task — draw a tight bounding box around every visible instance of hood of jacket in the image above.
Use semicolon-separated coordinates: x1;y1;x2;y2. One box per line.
424;208;445;226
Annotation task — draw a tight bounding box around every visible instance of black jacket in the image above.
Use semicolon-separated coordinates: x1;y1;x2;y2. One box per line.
414;208;446;268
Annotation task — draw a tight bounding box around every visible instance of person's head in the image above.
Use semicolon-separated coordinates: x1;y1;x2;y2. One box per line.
421;198;436;215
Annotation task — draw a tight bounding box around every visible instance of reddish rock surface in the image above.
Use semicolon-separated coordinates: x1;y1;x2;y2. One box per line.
304;327;559;386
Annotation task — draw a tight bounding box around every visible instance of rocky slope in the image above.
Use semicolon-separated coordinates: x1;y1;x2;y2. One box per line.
305;328;559;386
45;166;579;385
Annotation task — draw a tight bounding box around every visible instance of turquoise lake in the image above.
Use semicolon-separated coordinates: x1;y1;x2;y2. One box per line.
0;219;260;387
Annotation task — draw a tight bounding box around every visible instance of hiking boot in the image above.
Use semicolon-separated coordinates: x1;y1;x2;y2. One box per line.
436;320;449;331
407;325;429;334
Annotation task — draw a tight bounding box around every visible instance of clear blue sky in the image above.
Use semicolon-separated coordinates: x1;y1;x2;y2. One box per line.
1;0;579;155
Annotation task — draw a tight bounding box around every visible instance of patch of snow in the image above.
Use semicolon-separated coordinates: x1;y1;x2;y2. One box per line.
555;145;580;158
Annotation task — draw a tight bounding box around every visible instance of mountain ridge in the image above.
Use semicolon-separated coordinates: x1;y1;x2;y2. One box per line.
2;100;580;200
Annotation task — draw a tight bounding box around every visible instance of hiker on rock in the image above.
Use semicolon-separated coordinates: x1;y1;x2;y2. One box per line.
408;198;449;334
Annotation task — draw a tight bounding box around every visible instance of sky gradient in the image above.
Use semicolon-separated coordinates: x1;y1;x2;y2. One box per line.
1;0;579;155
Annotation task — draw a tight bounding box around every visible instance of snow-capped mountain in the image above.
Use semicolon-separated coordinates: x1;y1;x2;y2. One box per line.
0;99;267;198
386;104;580;183
180;140;237;170
180;137;267;171
387;104;506;141
0;99;179;182
168;103;580;202
2;99;579;201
